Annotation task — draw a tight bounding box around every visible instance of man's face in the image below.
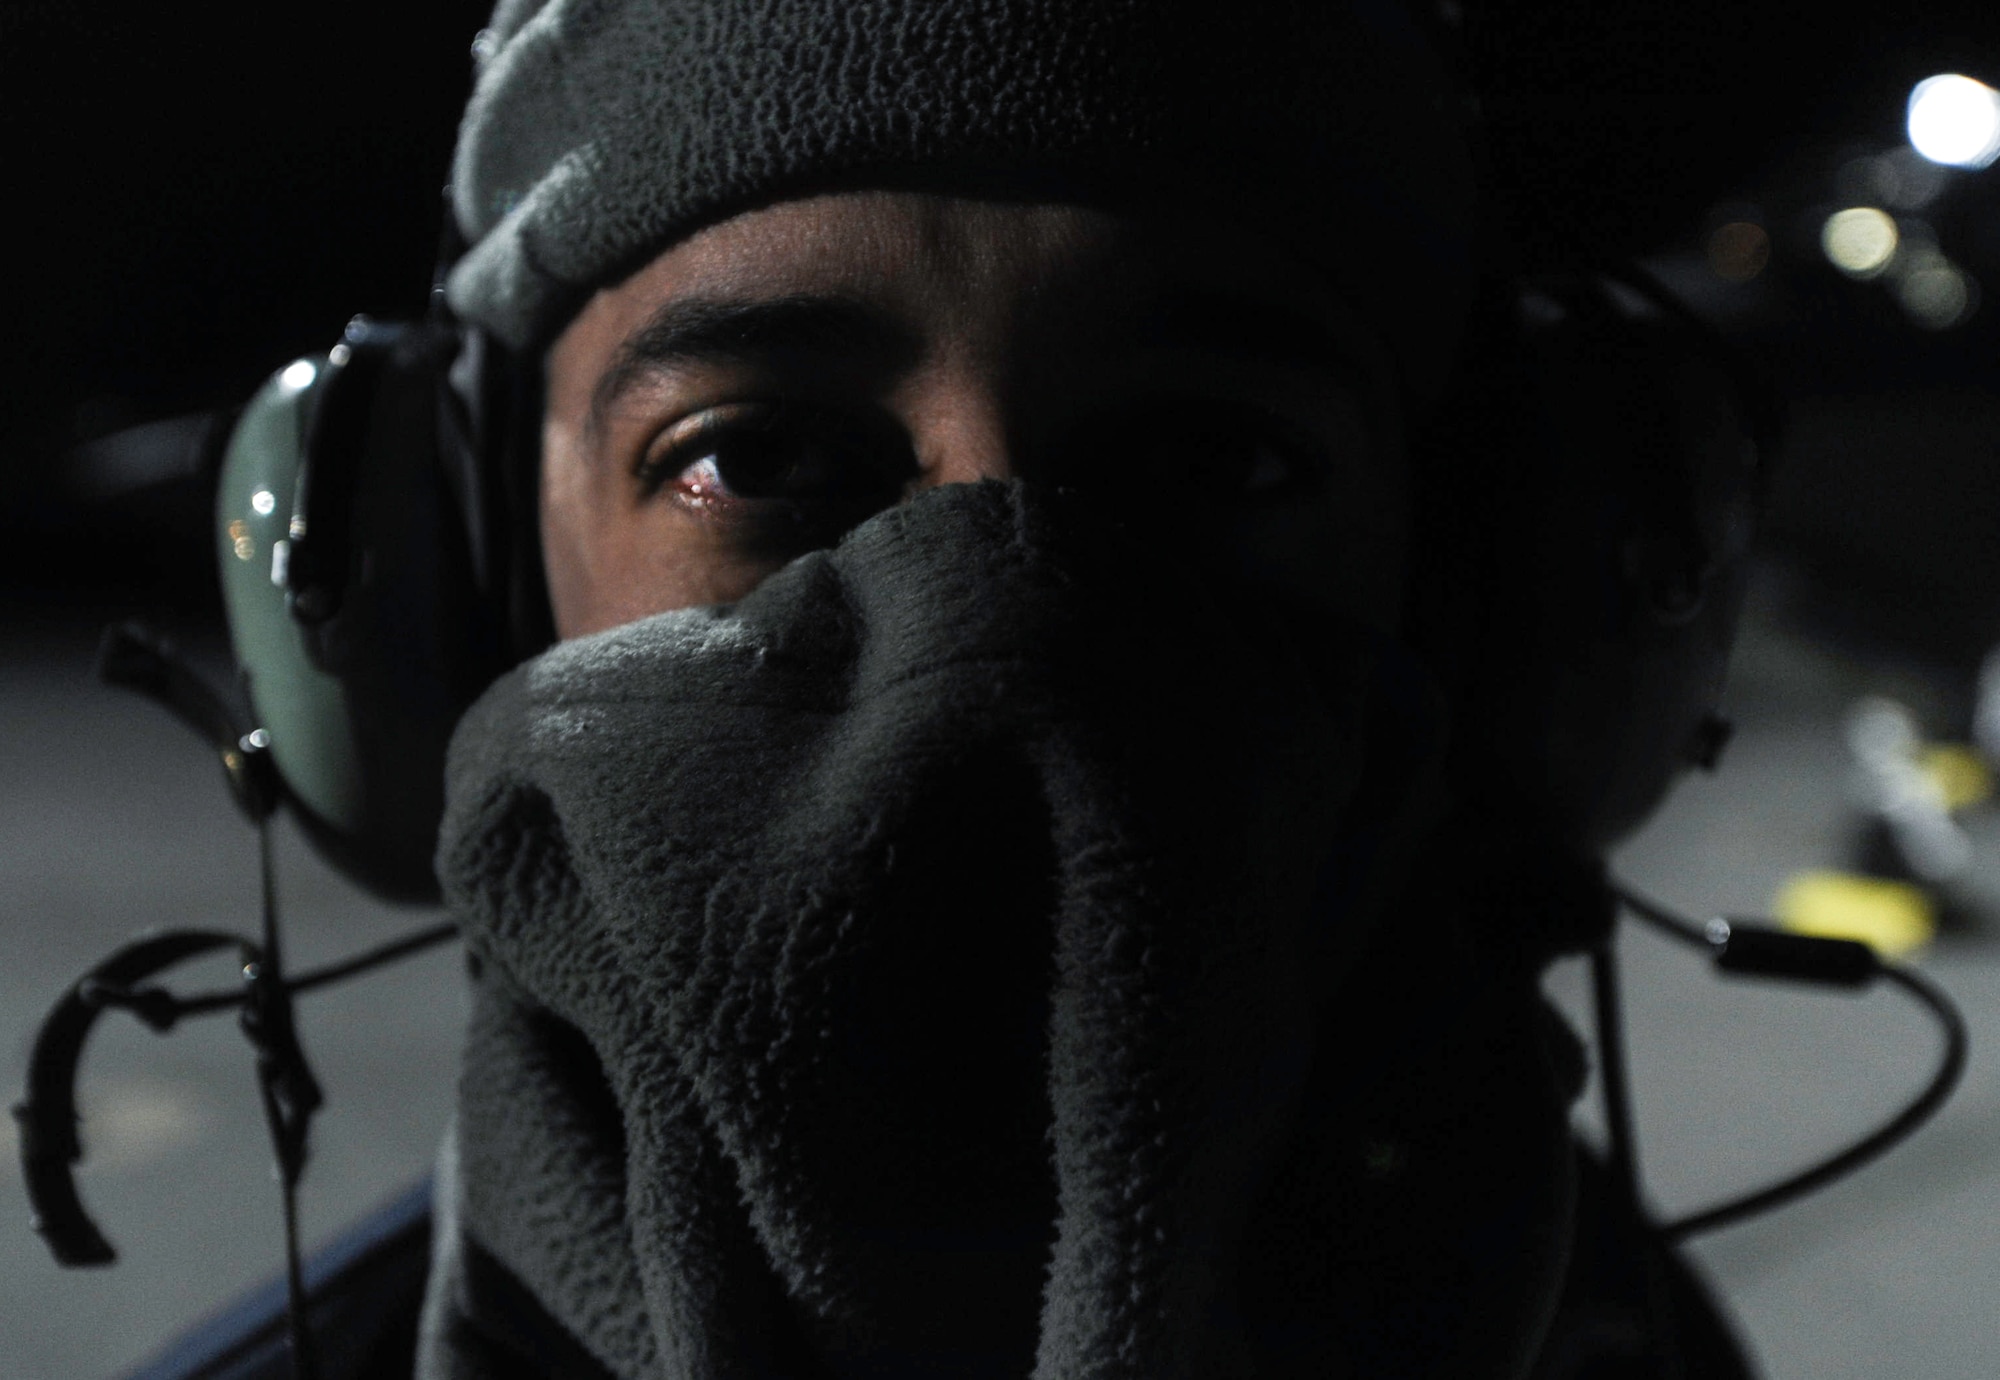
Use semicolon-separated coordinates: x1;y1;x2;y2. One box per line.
541;191;1408;639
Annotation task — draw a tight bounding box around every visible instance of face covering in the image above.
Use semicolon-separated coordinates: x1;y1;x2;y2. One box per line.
421;480;1576;1380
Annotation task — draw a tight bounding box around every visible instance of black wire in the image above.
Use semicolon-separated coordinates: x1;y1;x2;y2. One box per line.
238;907;453;1380
1661;960;1967;1241
286;921;459;996
101;922;461;1021
33;910;456;1358
1608;882;1970;1242
258;818;282;976
249;816;319;1380
1613;885;1710;948
257;1062;319;1380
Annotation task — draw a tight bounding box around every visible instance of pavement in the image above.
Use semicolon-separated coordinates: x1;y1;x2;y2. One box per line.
1;600;465;1379
3;584;1996;1378
1554;588;2000;1380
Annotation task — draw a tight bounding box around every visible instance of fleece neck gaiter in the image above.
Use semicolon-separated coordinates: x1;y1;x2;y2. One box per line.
420;481;1573;1380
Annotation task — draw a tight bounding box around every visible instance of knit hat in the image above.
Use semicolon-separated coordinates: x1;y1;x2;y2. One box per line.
445;0;1479;393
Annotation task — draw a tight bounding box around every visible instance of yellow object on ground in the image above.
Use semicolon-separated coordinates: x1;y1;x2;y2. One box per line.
1773;870;1936;958
1918;743;1993;813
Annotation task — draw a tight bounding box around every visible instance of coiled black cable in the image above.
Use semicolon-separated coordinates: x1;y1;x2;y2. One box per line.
1600;882;1969;1243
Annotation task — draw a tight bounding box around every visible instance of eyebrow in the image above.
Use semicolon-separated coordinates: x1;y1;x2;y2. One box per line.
589;293;923;433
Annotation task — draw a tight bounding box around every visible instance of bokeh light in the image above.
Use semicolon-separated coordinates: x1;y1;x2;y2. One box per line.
1895;256;1978;328
1706;221;1771;281
278;359;318;392
1821;206;1899;277
1838;149;1948;209
1906;74;2000;169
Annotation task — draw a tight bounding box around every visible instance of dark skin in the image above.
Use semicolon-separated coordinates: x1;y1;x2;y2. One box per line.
542;191;1408;640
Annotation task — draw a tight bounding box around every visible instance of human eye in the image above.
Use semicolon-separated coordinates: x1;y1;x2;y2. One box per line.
637;400;914;550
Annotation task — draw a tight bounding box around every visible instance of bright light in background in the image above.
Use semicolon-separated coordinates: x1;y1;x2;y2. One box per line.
1896;257;1977;329
1906;74;2000;169
1821;206;1899;276
278;359;318;392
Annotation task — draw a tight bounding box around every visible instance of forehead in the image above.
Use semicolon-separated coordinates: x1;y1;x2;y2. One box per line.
550;191;1396;391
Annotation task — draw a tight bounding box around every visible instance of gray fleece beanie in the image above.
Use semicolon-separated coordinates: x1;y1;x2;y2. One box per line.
446;0;1479;392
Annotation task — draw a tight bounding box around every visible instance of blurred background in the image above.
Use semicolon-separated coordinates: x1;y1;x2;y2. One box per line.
3;1;1999;1375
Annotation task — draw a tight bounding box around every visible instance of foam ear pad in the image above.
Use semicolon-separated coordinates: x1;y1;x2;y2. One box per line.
1416;272;1772;856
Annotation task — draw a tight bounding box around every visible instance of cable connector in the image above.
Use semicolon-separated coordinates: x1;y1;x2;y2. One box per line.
1605;880;1967;1242
1702;918;1880;988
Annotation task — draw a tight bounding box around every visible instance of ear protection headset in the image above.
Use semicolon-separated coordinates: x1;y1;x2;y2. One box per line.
35;20;1966;1380
199;0;1780;901
213;245;548;900
1406;261;1780;864
210;246;1778;903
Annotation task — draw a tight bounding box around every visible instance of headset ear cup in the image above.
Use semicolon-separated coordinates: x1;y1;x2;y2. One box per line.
218;322;510;900
1420;273;1768;857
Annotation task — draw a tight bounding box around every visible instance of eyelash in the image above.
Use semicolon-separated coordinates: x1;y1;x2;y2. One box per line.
634;396;1334;541
635;408;747;503
636;400;918;537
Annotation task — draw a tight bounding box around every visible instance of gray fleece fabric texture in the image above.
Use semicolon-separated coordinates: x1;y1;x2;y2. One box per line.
446;0;1477;391
421;481;1581;1379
